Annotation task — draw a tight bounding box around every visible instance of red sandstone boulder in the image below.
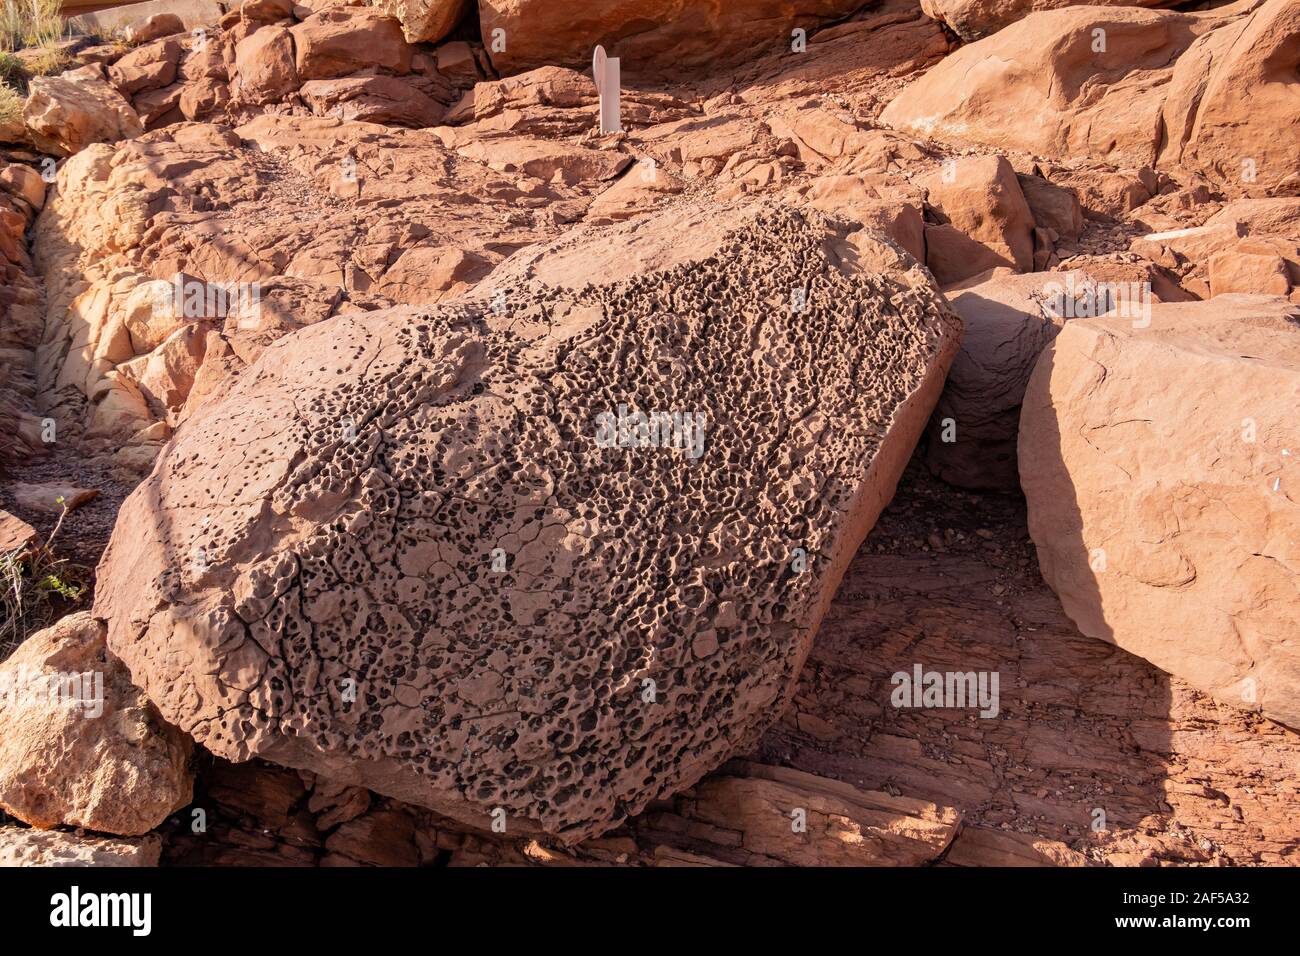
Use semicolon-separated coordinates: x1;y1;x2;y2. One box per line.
477;0;868;74
0;163;45;211
0;613;193;836
108;39;183;97
881;6;1235;172
9;482;99;514
123;13;186;45
926;270;1102;491
1159;0;1300;198
921;0;1180;42
371;0;468;43
1208;245;1294;298
23;65;144;157
1020;295;1300;729
1016;173;1083;244
917;155;1035;273
1208;198;1300;238
300;76;445;126
885;2;1298;198
0;508;36;554
291;7;414;80
233;25;300;104
237;0;297;23
802;173;926;264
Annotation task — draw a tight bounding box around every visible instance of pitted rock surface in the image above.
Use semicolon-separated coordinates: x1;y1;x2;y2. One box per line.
94;203;959;841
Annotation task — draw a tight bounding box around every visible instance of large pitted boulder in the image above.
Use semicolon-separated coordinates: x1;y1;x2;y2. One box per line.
23;65;144;157
94;201;961;841
1020;296;1300;729
0;612;193;836
477;0;868;74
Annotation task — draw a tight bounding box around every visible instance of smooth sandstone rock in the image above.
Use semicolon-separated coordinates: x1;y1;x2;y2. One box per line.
0;613;193;836
1130;222;1244;270
0;508;37;553
1159;0;1300;198
234;25;300;105
291;7;414;80
888;1;1299;197
1209;198;1300;239
1017;173;1083;244
8;482;99;514
1208;247;1293;297
0;163;46;211
802;173;926;264
94;202;960;842
477;0;867;74
123;12;187;45
435;40;480;82
917;155;1035;273
1050;165;1155;221
881;6;1240;175
1019;296;1300;729
921;0;1178;42
299;76;445;127
924;224;1008;288
585;163;684;224
882;7;1200;168
108;39;183;97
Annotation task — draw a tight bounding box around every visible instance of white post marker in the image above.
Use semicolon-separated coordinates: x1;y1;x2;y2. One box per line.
593;44;621;135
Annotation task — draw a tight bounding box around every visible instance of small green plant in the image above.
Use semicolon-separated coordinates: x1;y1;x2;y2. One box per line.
0;0;66;54
0;501;88;659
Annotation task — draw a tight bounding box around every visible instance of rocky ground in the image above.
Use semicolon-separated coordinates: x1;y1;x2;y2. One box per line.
0;0;1297;866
